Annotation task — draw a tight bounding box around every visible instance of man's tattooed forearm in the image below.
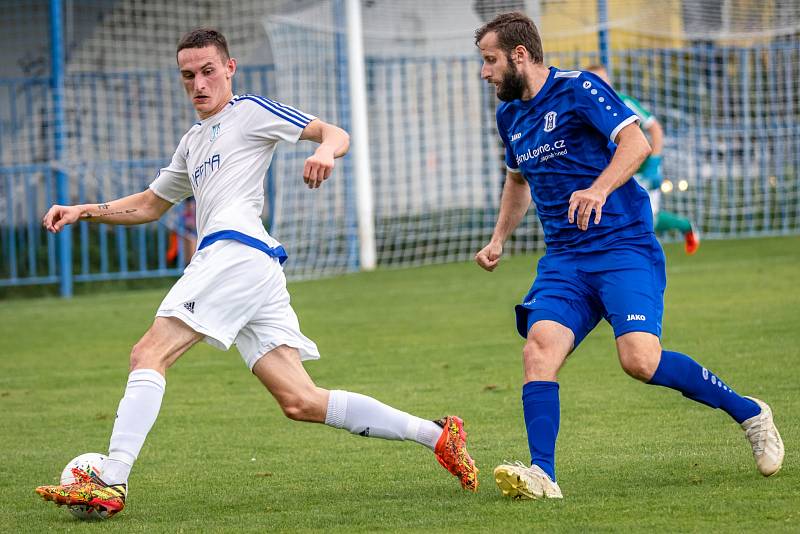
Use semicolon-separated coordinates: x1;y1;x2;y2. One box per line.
83;208;137;219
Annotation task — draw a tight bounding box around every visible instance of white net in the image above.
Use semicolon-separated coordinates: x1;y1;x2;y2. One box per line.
1;0;798;286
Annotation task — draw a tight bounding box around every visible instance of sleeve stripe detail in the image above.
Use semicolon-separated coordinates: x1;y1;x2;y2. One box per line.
609;115;639;143
506;165;522;174
237;96;309;129
235;95;311;129
260;96;314;124
554;70;581;78
249;94;313;124
239;94;313;125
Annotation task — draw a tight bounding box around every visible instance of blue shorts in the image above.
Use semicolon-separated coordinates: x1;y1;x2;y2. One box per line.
515;234;666;348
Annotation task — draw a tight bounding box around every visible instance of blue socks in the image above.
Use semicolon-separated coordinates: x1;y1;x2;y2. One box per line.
520;352;757;484
522;381;560;481
648;350;760;423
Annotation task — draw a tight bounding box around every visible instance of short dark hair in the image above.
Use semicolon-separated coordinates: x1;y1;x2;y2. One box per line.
177;28;230;62
474;12;543;64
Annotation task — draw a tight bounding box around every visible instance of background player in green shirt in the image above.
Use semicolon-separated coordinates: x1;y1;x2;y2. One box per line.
587;65;700;254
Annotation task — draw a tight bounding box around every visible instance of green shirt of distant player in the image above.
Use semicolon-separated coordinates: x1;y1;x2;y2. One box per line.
617;92;657;182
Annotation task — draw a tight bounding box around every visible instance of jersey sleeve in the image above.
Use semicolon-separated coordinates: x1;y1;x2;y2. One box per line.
573;72;638;143
237;95;317;144
496;105;521;173
149;139;192;204
620;93;656;130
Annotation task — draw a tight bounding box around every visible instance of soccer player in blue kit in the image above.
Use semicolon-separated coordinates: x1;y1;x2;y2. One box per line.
473;12;784;500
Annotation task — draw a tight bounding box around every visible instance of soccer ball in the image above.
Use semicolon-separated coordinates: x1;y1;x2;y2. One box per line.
60;453;109;520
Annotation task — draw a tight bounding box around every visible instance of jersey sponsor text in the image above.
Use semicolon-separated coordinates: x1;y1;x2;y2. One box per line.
515;139;567;165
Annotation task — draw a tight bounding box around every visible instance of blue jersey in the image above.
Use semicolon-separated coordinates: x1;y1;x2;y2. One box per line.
496;67;653;252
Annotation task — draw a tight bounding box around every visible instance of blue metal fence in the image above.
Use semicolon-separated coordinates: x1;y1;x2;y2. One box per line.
0;161;190;288
1;44;798;292
0;65;279;291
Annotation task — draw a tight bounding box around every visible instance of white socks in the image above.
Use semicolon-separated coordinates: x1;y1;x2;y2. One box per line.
101;369;166;485
324;390;441;450
99;381;442;485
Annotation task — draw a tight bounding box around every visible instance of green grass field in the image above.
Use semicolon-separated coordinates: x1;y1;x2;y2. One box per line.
1;236;798;532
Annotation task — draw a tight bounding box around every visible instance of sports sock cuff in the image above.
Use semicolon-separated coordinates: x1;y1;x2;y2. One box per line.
522;380;559;398
324;389;347;429
107;450;136;467
414;420;442;450
102;456;133;484
404;417;421;441
128;368;166;390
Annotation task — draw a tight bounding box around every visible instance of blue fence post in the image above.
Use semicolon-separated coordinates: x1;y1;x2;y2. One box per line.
51;0;72;297
597;0;610;69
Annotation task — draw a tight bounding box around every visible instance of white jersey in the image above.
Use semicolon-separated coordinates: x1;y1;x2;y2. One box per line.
150;94;315;252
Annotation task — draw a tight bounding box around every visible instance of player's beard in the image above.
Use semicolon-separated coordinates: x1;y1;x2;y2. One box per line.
496;61;526;102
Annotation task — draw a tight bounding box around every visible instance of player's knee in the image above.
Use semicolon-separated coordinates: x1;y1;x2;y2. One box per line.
523;340;559;380
277;392;318;422
617;334;661;381
619;349;659;381
129;341;149;371
279;400;305;421
129;340;167;372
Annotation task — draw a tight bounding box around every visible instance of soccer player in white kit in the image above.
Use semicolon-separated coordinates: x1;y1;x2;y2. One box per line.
35;29;478;517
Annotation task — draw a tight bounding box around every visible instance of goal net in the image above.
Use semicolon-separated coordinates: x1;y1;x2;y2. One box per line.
0;0;797;285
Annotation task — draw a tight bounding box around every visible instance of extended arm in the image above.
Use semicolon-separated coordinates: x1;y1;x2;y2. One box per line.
567;123;651;230
298;118;351;189
475;170;531;271
42;189;173;233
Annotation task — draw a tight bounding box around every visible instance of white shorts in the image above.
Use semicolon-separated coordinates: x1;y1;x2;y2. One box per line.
648;188;661;218
156;239;320;370
633;173;661;219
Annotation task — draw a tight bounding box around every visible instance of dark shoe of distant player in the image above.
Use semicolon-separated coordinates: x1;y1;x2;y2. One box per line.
493;461;562;500
35;475;127;517
684;228;700;255
741;397;784;476
433;415;479;492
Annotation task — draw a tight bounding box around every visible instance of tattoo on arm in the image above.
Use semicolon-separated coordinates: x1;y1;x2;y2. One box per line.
83;208;137;220
98;203;110;210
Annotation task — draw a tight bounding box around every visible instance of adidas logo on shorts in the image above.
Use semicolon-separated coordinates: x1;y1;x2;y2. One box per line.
183;301;195;313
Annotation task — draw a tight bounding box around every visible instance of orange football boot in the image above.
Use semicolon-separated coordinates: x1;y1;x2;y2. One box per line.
35;476;126;517
434;415;479;492
684;229;700;255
